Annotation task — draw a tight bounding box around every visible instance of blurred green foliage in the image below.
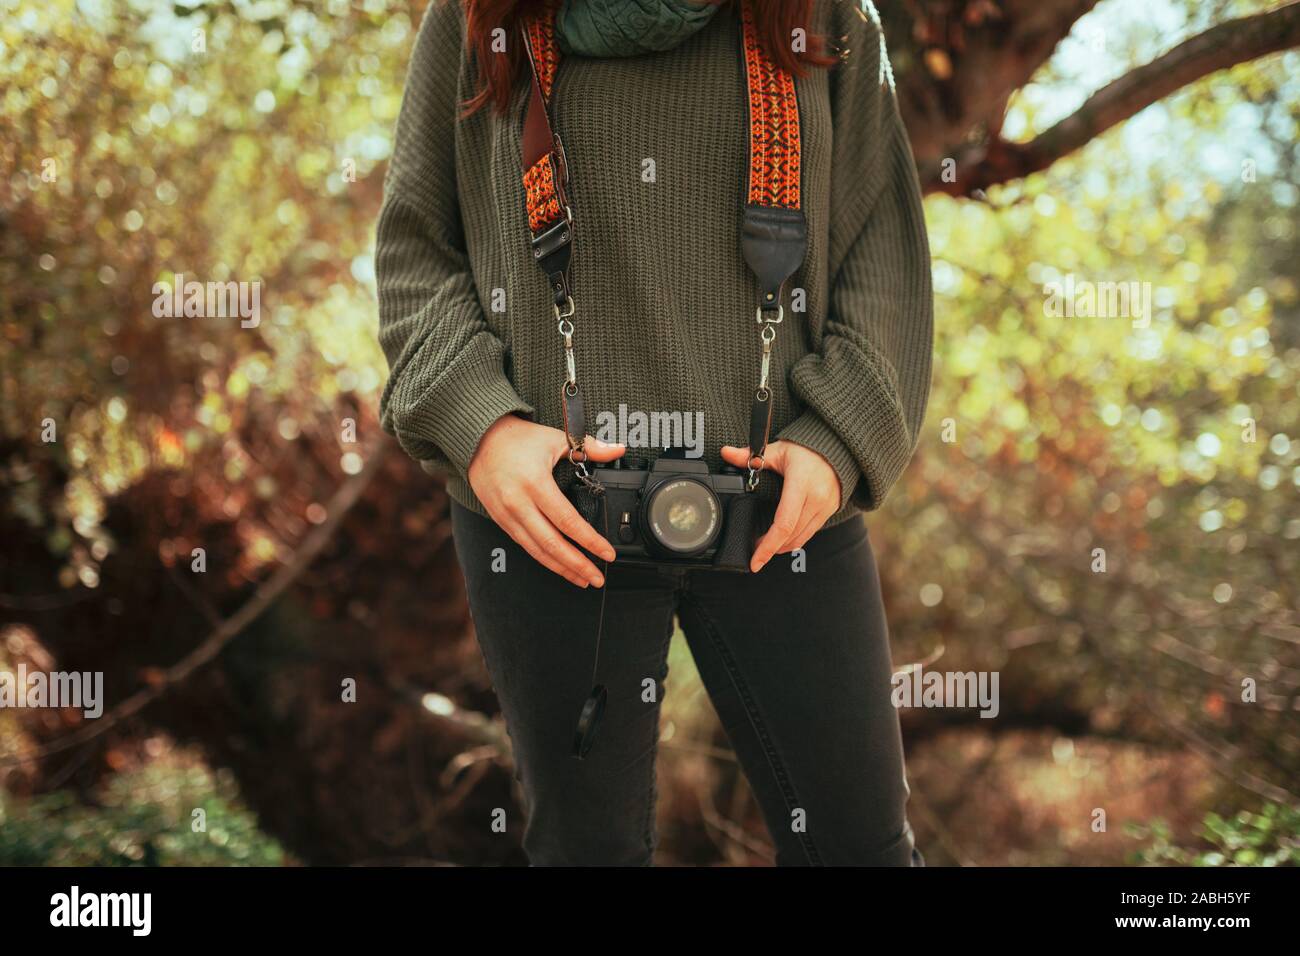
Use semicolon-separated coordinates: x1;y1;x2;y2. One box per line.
1130;803;1300;866
0;761;286;866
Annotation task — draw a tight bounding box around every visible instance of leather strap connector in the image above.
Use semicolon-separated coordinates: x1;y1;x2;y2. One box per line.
748;387;773;458
531;209;572;264
741;203;808;309
561;380;586;453
532;210;573;306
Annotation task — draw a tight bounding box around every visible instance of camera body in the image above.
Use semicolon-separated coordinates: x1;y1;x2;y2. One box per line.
565;447;764;572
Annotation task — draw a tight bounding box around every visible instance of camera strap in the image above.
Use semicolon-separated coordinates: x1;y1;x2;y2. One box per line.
519;0;807;491
518;2;806;760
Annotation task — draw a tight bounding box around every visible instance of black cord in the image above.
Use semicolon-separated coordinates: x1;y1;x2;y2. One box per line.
590;491;610;687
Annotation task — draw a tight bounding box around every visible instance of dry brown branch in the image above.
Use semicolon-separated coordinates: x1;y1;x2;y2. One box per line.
0;441;388;769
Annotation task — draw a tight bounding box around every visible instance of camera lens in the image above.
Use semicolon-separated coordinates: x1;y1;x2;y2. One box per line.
644;478;721;555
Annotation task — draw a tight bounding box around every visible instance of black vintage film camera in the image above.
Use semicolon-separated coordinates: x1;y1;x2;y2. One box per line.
565;447;765;572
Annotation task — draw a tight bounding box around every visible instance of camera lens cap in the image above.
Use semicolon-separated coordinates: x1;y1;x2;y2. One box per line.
572;684;607;759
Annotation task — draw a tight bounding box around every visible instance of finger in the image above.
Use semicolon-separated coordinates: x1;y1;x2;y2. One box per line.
555;434;625;465
721;442;786;475
785;509;826;554
514;502;605;586
534;481;617;562
497;513;590;588
760;441;787;474
788;500;835;554
774;501;821;556
582;435;626;463
751;487;806;572
488;498;590;588
719;444;750;470
475;489;578;586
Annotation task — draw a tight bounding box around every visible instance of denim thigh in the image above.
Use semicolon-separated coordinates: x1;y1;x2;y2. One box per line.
677;516;919;865
450;499;677;866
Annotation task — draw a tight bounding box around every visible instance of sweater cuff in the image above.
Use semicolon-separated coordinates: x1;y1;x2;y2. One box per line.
396;364;534;478
775;411;861;513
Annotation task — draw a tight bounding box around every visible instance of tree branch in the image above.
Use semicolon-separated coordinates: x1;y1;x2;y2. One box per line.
891;0;1102;167
926;0;1300;195
0;442;388;769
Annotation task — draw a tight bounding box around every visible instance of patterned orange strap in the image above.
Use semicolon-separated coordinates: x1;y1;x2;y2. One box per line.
521;7;566;239
740;1;801;211
520;1;804;237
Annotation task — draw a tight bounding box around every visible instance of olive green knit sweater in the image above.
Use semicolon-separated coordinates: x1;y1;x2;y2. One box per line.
376;0;933;528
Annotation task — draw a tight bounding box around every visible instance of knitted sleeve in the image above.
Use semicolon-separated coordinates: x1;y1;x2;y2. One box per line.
376;0;534;477
775;0;934;512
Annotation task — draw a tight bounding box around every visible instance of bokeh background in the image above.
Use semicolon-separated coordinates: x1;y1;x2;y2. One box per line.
2;0;1298;866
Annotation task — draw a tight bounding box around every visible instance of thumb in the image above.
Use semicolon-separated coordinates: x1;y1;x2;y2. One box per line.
719;445;750;469
581;435;626;463
721;442;786;475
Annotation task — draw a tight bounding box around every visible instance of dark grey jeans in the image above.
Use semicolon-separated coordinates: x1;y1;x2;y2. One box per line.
450;499;922;866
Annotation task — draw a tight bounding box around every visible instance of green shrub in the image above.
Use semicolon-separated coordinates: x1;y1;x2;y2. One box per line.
0;763;285;867
1128;803;1300;866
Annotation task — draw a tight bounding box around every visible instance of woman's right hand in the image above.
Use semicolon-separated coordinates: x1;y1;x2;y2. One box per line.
466;413;624;588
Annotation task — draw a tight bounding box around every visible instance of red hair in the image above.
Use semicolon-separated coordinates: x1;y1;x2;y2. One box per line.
458;0;836;117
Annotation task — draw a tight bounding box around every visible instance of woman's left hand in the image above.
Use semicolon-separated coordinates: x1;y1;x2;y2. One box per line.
720;441;842;573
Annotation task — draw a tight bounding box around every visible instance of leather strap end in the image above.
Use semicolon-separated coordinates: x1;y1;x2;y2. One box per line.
748;387;773;458
740;204;807;305
561;381;586;453
520;23;553;170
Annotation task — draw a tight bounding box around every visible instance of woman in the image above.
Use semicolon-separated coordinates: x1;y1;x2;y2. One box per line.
376;0;933;866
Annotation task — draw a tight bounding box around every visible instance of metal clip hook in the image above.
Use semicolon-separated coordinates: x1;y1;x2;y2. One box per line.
554;297;577;385
554;296;575;323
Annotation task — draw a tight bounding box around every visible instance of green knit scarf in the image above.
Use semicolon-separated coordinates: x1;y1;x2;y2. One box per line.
556;0;721;57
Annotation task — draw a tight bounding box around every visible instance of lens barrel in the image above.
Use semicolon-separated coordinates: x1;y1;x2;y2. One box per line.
643;477;722;556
